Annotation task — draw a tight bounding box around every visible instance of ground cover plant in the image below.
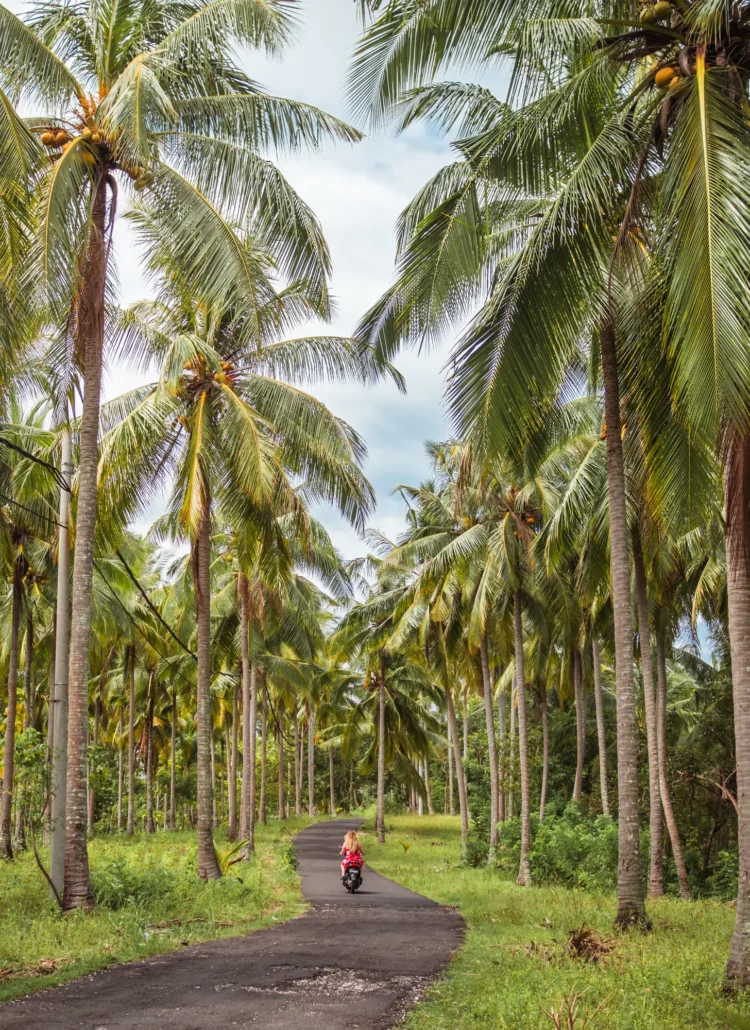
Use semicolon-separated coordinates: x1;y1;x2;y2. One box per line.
363;815;749;1030
0;819;311;1004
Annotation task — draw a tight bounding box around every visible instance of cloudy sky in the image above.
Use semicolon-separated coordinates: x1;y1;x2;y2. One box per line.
109;0;457;559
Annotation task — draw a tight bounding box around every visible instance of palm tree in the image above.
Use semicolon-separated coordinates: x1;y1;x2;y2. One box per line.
1;0;362;908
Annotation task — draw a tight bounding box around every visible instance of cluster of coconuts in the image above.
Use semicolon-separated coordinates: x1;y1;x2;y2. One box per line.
212;360;237;385
40;125;105;166
639;0;674;23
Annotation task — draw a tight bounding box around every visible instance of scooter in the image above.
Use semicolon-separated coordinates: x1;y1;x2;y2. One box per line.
342;855;363;893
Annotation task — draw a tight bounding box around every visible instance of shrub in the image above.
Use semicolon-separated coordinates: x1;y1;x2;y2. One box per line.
279;842;298;872
92;859;183;910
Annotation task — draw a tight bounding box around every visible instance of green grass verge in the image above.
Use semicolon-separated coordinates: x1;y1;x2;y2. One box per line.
361;815;749;1030
0;818;314;1005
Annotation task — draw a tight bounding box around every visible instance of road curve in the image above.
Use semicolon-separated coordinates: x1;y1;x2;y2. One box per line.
1;820;464;1029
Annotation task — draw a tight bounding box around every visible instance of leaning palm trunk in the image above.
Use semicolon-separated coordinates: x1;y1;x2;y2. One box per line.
539;686;549;821
480;631;499;861
592;638;611;816
127;651;135;835
307;700;315;817
63;179;109;910
0;560;23;859
572;649;585;803
600;317;647;928
193;508;221;879
633;532;664;898
655;626;690;900
376;656;386;844
514;589;532;887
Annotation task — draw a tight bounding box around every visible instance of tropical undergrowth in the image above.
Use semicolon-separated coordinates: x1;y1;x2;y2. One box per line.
363;816;748;1030
0;819;312;1004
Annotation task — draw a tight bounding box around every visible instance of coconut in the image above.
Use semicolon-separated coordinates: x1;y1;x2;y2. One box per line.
668;74;681;90
653;0;672;17
55;131;71;145
639;7;657;22
655;65;677;87
81;127;93;140
91;132;102;144
40;131;56;146
213;372;228;384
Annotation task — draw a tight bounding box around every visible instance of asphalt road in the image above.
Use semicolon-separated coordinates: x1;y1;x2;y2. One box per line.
1;820;464;1029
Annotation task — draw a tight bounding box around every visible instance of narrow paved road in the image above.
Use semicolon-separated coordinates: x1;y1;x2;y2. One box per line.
2;820;464;1029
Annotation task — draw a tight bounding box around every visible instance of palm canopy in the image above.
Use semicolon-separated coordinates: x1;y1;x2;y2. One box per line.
0;0;361;318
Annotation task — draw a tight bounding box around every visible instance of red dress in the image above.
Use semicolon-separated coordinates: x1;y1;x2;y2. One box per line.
342;849;364;868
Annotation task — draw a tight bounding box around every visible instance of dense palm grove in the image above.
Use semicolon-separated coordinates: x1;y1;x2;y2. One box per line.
2;0;750;1004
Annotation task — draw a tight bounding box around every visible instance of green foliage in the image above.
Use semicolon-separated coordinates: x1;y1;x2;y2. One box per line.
279;841;298;871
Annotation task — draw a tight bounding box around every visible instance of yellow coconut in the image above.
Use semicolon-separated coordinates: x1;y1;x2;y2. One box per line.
81;127;93;140
91;132;102;144
40;131;56;146
653;0;672;17
655;65;676;88
55;131;71;145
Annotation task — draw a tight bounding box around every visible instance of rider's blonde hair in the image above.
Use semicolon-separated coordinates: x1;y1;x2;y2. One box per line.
343;830;362;854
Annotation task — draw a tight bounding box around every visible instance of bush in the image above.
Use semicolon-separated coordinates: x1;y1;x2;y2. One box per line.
497;804;619;890
92;859;184;910
279;842;298;872
704;850;739;900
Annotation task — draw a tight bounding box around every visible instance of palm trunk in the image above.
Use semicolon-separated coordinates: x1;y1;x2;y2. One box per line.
146;679;155;834
462;685;469;760
170;694;177;831
655;624;690;900
294;706;302;816
228;677;238;841
193;508;221;879
447;718;455;816
0;561;23;859
62;177;109;910
539;685;549;821
424;755;434;815
592;637;611;816
514;589;532;886
600;316;647;927
573;648;585;803
210;730;218;829
497;686;506;822
508;676;516;819
277;718;285;820
23;610;34;730
117;712;124;832
127;651;135;835
480;630;499;861
633;530;664;898
307;700;315;817
329;745;335;815
88;695;99;833
50;426;72;887
445;684;469;858
259;677;267;824
376;654;386;844
239;575;257;851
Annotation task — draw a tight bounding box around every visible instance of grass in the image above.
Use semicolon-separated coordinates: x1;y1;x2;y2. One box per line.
0;818;314;1005
361;815;750;1030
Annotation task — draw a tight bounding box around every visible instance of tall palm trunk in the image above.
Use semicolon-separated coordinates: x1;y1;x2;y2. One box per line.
655;624;690;900
210;730;218;829
592;638;611;816
228;678;238;841
508;676;516;819
0;560;23;859
539;685;549;821
307;700;315;817
633;532;664;898
88;695;100;833
23;610;34;730
447;717;455;816
193;508;221;879
514;589;532;886
294;706;302;816
117;712;124;832
145;679;155;834
600;316;647;927
277;719;285;820
497;686;506;822
170;694;177;831
462;686;469;760
329;745;335;815
445;684;469;858
480;631;499;861
50;426;72;888
424;755;434;815
376;653;386;844
240;576;258;853
259;677;267;824
63;177;109;911
127;651;135;835
572;649;585;803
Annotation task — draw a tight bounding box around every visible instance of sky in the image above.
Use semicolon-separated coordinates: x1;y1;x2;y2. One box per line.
108;0;457;559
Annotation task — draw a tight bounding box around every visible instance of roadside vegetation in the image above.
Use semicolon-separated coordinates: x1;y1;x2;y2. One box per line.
0;820;309;1005
364;815;748;1030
